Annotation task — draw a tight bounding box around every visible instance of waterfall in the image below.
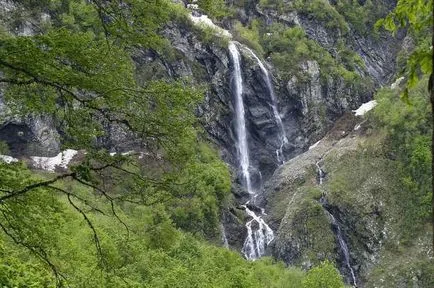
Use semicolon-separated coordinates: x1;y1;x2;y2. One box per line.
316;160;325;185
229;42;253;194
317;163;357;287
241;205;274;259
243;47;288;164
228;41;274;260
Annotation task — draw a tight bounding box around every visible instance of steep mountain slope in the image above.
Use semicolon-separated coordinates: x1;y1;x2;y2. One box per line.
0;0;401;177
263;85;433;287
2;0;432;287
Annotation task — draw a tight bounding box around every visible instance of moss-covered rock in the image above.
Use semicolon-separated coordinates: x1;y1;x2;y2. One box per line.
265;112;433;287
273;185;336;268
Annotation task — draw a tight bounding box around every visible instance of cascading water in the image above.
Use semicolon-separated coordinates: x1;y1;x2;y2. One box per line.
241;205;274;259
316;161;357;287
316;159;325;185
229;42;252;194
228;41;274;260
243;47;288;164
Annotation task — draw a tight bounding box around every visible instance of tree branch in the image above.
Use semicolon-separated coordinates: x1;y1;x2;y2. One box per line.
66;194;104;265
0;213;66;287
0;173;75;203
47;185;106;215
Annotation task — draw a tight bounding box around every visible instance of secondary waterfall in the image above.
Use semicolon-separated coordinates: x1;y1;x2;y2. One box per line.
324;210;358;287
229;41;274;260
317;162;357;287
316;159;325;185
243;47;288;164
221;223;229;248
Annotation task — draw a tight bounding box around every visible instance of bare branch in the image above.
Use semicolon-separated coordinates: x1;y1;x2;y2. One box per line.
0;172;75;203
70;174;130;239
47;185;106;215
66;194;104;265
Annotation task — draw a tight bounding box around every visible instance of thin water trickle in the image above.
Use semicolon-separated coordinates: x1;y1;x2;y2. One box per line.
221;223;229;248
229;42;274;260
317;162;357;287
316;160;325;185
324;210;358;287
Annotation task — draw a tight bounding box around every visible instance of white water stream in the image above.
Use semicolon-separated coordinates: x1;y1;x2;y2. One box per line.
221;223;229;248
243;47;288;164
316;160;325;185
229;42;253;194
241;205;275;259
229;42;274;260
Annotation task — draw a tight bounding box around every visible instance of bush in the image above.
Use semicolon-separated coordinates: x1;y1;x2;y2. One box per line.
233;20;264;55
261;24;361;84
196;0;233;20
302;261;345;288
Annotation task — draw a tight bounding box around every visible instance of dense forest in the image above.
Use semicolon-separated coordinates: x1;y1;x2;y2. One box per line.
0;0;432;287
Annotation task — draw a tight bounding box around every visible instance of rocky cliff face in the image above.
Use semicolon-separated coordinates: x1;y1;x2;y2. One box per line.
263;113;377;282
145;2;402;253
0;1;60;157
140;2;401;183
0;0;400;169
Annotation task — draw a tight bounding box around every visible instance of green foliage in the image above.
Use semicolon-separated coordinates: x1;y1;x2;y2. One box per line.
0;162;305;287
192;24;230;49
302;261;345;288
0;142;9;154
165;143;231;237
334;0;389;35
376;0;432;98
233;20;264;55
373;78;432;240
258;0;285;12
0;1;372;286
376;0;432;36
249;257;305;287
261;24;363;84
366;250;434;288
0;0;254;285
8;0;177;51
259;0;388;35
196;0;233;20
0;237;55;288
259;0;348;33
294;0;348;33
0;26;203;164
